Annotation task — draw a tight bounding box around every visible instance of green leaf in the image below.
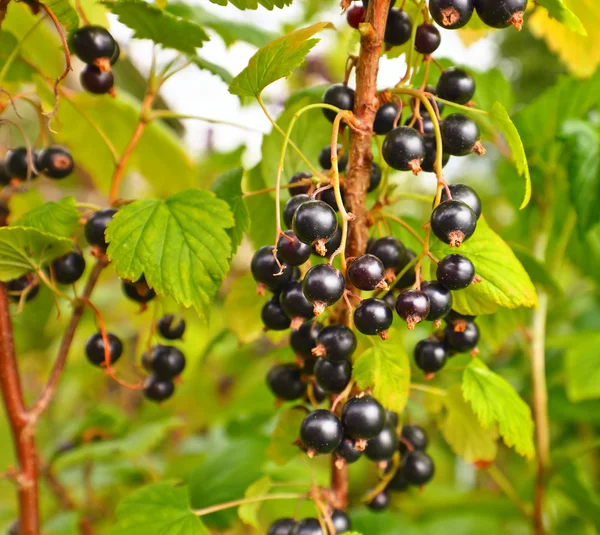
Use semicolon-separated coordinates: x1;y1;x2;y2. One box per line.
536;0;587;36
102;0;209;53
564;332;600;402
14;197;80;238
489;102;531;209
223;274;265;343
244;164;280;249
462;358;535;459
45;0;80;32
229;22;334;97
0;227;73;281
429;217;537;316
0;32;35;84
353;329;411;414
238;476;271;528
211;168;249;255
113;482;209;534
105;190;234;322
560;120;600;235
510;244;562;296
207;0;292;10
440;385;498;464
189;55;233;84
266;408;305;466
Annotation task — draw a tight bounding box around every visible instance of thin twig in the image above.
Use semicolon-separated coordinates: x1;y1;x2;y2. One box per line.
193;493;305;516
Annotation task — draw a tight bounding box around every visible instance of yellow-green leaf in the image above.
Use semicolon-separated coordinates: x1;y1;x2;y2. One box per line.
266;408;305;466
564;332;600;402
238;476;271;528
223;274;265;343
211;168;249;255
536;0;587;36
44;0;79;32
15;197;81;238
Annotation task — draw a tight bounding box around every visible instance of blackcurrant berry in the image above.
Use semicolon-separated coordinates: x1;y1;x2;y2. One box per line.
268;518;297;535
440;114;481;156
331;510;351;534
6;275;39;302
315;225;342;258
415;23;441;54
395;289;430;329
110;40;120;65
431;200;477;247
386;410;399;428
336;436;363;464
397;249;417;288
262;297;291;331
354;298;393;336
251;245;295;292
71;25;117;64
444;320;479;351
144;376;175;402
122;276;156;303
368;236;406;274
422;134;450;173
314;358;352;393
341;395;386;440
313;324;357;362
436;67;475;105
307;381;328;405
141;345;165;372
365;425;397;461
403;450;435;485
348;254;386;291
405;113;434;136
387;468;410;491
51;250;86;284
319;186;346;213
374;102;399;135
157;314;186;340
0;162;11;185
148;345;186;379
385;9;412;46
277;230;312;266
37;146;74;179
322;84;355;123
289;172;313;196
284;194;310;229
300;409;343;454
80;65;114;94
440;183;482;219
368;490;390;511
267;363;306;400
85;331;122;366
382;126;426;173
292;200;338;253
369;162;382;192
475;0;527;30
437;254;475;290
84;208;117;251
400;424;428;451
280;281;315;325
347;3;366;28
292;518;323;535
414;337;448;373
421;281;453;320
429;0;474;29
302;265;345;314
290;320;323;358
445;309;475;325
5;147;38;179
382;290;397;310
319;144;348;172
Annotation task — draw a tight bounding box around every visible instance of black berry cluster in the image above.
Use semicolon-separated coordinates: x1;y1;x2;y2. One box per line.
268;510;351;535
429;0;527;31
0;145;74;183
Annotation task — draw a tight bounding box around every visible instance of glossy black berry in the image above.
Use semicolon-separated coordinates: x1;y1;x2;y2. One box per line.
414;337;448;373
374;102;399;135
268;518;296;535
302;265;345;314
475;0;527;29
429;0;474;29
307;381;327;405
85;332;122;366
288;172;312;196
144;376;175;402
422;135;450;173
382;126;426;173
387;468;410;491
292;518;323;535
440;114;481;156
6;275;39;302
403;450;435;485
300;409;343;454
267;363;306;400
444;320;479;352
415;23;441;54
5;147;38;179
436;67;475;105
397;249;417;288
157;314;186;340
0;162;11;185
314;358;352;393
319;144;348;172
37;146;74;179
331;510;351;534
277;230;312;267
84;208;117;251
368;491;390;512
385;9;412;46
322;84;355;123
314;325;357;362
405;113;434;136
336;436;363;464
431;200;477;247
368;236;406;273
400;424;428;451
315;225;342;258
347;3;366;28
421;281;453;320
437;254;475;290
395;289;430;329
354;298;393;336
251;245;294;292
290;320;323;358
280;281;314;324
319;186;346;213
147;345;185;379
341;395;386;440
369;162;382;192
348;254;386;291
386;410;399;428
440;183;482;219
292;200;338;252
52;250;86;284
262;297;291;331
365;426;397;461
122;276;156;303
110;40;120;64
80;65;114;94
71;25;117;64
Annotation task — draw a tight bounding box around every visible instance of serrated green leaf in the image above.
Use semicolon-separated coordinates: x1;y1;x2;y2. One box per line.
440;385;498;464
238;476;271;528
44;0;80;32
105;190;234;322
113;482;209;534
266;408;305;466
536;0;586;36
211;168;249;254
0;227;73;280
564;332;600;402
223;274;265;343
429;217;537;316
207;0;292;10
462;359;535;459
102;0;209;53
189;55;233;84
489;102;531;209
244;164;280;249
0;31;35;84
15;197;80;238
229;22;333;97
510;244;562;296
353;329;410;414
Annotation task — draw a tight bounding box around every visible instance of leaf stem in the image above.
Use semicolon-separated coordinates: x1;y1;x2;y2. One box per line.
410;383;446;396
487;464;531;519
148;110;265;133
192;493;306;516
